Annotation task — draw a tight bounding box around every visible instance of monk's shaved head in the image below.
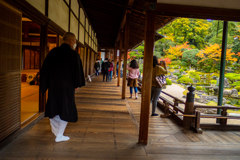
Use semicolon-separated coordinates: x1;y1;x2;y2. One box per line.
63;32;76;42
63;32;77;50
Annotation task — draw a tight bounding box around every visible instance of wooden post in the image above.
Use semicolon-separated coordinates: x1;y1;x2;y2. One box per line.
117;31;123;86
114;48;117;79
86;48;90;76
217;21;228;123
183;85;195;129
39;24;48;112
122;10;130;99
138;10;156;145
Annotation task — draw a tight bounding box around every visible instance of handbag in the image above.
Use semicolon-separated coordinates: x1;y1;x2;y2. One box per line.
155;74;167;88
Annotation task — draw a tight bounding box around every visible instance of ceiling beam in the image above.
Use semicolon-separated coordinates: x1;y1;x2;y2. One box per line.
114;0;135;47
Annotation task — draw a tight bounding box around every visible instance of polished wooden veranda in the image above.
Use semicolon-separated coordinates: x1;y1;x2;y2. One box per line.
1;76;240;159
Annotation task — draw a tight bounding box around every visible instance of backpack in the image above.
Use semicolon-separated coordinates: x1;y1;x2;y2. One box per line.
102;62;108;71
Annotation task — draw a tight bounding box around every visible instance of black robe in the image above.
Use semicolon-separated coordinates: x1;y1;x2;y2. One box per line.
40;43;85;122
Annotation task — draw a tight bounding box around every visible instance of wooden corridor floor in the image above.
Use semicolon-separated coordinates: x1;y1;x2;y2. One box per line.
1;76;240;159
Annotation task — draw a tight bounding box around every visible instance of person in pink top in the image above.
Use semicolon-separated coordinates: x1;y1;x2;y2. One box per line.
127;60;140;99
108;59;114;81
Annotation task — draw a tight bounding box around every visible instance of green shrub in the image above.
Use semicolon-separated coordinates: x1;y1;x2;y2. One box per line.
178;75;183;79
174;66;179;69
195;86;203;91
178;77;193;84
174;73;180;76
189;71;200;81
210;80;217;84
225;73;240;84
231;81;240;87
179;69;184;73
235;86;240;92
183;67;187;71
166;78;172;85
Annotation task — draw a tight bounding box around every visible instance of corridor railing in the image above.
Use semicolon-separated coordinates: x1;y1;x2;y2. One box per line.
137;79;240;133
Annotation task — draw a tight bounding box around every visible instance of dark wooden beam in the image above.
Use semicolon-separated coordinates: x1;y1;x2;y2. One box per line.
145;3;240;21
115;0;135;47
45;0;48;17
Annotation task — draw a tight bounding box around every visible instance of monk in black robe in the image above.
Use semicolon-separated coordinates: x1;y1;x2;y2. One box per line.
40;32;85;142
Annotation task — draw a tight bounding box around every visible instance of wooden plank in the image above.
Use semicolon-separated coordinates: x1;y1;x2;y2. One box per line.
138;10;156;145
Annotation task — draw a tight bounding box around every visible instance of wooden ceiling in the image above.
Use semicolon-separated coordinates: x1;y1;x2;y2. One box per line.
80;0;174;51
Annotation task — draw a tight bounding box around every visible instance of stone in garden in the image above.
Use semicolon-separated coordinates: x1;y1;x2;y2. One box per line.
211;76;217;80
205;108;217;114
231;89;238;95
172;80;177;83
216;78;229;87
231;94;238;98
223;90;232;96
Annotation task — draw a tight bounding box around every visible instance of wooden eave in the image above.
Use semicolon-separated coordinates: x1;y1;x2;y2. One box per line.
80;0;175;51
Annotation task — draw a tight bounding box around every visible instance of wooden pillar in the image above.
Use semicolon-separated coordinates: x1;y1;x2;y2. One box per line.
87;48;90;76
138;10;156;145
85;47;88;77
217;21;228;123
117;31;123;86
39;24;48;112
89;49;92;75
122;10;130;99
114;48;117;79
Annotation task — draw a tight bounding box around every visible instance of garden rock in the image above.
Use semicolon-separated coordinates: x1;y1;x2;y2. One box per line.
171;80;177;83
223;90;232;97
216;78;230;88
231;89;238;95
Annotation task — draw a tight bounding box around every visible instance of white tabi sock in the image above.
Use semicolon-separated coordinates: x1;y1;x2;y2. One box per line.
50;115;61;136
54;118;69;142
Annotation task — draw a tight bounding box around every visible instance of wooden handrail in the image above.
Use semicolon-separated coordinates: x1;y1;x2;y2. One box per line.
194;105;240;110
176;114;240;119
161;91;186;104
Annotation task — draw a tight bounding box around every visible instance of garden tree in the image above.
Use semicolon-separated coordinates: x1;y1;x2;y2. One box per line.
154;38;175;57
166;42;190;60
158;18;211;49
159;57;172;65
232;25;240;62
129;45;144;62
206;21;240;46
196;44;237;72
181;49;200;69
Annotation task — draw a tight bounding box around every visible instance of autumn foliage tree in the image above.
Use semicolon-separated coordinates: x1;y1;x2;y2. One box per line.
196;44;237;72
166;42;190;60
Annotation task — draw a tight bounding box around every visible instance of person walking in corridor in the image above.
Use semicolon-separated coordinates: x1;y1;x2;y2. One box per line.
102;58;110;82
40;32;85;142
108;59;113;81
151;56;167;116
94;59;100;76
127;60;140;99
